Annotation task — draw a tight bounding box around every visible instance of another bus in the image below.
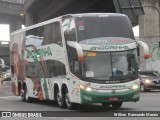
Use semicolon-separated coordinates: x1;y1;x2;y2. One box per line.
10;13;150;110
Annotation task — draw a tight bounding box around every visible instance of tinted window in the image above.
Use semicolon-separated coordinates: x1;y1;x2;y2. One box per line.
26;22;62;46
45;60;66;78
26;60;66;78
76;16;134;42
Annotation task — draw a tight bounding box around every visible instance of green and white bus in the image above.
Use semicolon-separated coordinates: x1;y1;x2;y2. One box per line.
10;13;150;109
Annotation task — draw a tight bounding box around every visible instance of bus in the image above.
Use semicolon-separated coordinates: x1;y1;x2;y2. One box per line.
10;13;150;110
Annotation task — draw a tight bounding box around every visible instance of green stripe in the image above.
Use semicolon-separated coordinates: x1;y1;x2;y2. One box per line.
33;50;49;100
80;89;140;104
43;78;49;99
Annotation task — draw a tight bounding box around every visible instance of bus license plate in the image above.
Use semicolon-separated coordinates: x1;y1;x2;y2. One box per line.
109;97;119;101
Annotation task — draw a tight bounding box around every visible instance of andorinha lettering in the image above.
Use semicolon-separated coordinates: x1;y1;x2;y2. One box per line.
100;85;127;89
90;45;129;51
26;46;52;59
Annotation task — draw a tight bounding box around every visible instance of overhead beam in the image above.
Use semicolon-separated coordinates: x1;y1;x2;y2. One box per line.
37;0;73;22
0;1;22;15
23;0;36;13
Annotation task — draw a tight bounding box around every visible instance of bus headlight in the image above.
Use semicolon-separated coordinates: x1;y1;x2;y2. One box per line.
79;84;93;91
144;79;151;84
86;87;92;91
132;84;139;90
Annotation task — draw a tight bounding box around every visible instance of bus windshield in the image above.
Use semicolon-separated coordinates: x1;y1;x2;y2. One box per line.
75;16;134;42
83;49;138;81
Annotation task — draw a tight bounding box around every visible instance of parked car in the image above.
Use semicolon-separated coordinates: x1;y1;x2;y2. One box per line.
139;71;160;92
0;72;5;84
4;69;11;80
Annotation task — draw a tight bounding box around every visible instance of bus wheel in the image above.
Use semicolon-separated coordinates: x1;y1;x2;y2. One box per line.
24;86;32;103
20;90;25;102
56;89;66;108
111;102;122;108
65;88;75;110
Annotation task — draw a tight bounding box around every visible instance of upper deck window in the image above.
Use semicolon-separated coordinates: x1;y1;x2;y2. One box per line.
75;16;134;42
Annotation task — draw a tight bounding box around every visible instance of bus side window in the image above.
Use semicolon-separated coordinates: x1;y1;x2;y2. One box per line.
69;60;80;77
43;22;62;46
26;27;44;47
74;61;80;75
69;60;74;73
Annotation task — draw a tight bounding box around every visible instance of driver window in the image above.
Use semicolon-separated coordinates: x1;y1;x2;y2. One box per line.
74;61;80;75
69;60;81;77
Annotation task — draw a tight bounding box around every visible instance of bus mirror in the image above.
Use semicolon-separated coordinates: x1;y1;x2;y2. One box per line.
67;41;84;62
136;40;150;59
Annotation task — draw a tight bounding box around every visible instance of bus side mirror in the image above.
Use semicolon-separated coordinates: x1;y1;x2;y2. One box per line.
136;40;150;59
67;41;84;62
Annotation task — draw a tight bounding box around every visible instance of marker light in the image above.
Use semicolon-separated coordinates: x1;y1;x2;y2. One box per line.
87;52;96;57
132;84;139;90
80;84;85;89
145;79;151;84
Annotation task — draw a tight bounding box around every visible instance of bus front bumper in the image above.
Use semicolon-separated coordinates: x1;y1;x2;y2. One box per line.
80;88;140;104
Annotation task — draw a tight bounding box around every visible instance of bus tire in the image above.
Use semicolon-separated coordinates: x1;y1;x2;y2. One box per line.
65;88;76;110
21;90;25;102
101;103;110;107
111;102;123;108
24;86;32;103
56;88;66;108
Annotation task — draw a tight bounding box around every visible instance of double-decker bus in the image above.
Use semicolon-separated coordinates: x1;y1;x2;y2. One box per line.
10;13;150;110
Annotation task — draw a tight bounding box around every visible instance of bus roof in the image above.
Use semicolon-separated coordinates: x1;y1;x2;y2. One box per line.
11;13;128;35
67;13;127;17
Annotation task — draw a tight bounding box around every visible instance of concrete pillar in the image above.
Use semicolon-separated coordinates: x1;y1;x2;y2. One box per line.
139;0;160;37
10;16;22;33
25;12;34;27
138;0;160;71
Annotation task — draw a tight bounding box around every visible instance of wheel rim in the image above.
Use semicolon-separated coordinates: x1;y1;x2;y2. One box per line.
20;91;24;101
57;90;62;106
25;88;29;101
65;92;71;107
140;84;145;92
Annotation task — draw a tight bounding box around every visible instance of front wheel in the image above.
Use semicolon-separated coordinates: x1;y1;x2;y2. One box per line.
111;102;123;108
65;88;76;110
21;90;25;102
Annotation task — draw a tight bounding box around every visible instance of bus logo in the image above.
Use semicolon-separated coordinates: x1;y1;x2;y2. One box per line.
26;46;52;59
90;45;129;51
